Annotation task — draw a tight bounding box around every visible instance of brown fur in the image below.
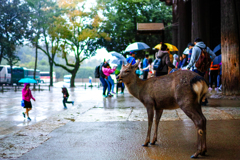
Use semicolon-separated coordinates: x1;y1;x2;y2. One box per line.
117;62;208;158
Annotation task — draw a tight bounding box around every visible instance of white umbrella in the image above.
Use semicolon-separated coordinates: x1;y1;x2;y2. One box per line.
109;51;127;65
125;42;150;52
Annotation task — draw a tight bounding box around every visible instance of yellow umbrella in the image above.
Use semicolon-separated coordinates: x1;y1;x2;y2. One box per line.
154;43;178;52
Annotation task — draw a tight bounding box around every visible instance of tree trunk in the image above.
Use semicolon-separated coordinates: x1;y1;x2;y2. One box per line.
70;71;76;88
178;0;191;55
70;64;80;88
221;0;240;95
49;60;53;86
10;63;13;85
33;42;38;89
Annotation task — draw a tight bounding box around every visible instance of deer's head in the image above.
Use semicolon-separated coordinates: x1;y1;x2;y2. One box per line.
116;60;140;84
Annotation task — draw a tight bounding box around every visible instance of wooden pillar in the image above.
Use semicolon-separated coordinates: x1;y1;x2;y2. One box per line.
178;0;191;55
191;0;210;44
221;0;240;95
172;0;178;48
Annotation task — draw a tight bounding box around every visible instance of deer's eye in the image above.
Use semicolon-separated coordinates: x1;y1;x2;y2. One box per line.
124;70;130;73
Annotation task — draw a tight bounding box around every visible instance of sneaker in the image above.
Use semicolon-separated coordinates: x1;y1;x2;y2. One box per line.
120;92;124;94
111;91;116;94
22;112;25;118
218;87;222;91
72;101;74;106
208;87;213;91
103;95;108;98
108;94;113;97
214;88;218;92
27;117;31;121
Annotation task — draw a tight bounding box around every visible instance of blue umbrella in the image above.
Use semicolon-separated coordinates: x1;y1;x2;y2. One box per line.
18;78;37;84
125;42;150;52
213;44;221;53
109;51;127;65
213;54;221;65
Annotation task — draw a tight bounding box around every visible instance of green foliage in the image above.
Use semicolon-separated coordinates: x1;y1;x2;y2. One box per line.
97;0;172;59
0;0;32;65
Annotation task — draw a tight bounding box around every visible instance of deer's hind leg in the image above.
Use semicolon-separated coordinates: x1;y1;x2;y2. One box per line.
180;103;207;158
150;109;163;145
142;104;154;147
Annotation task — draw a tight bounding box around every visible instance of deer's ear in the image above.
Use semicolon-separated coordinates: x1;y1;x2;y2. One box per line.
129;59;134;68
132;61;140;69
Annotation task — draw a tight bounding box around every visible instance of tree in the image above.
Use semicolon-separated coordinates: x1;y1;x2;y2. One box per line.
0;0;31;63
0;0;31;84
96;0;172;59
26;0;61;87
52;0;110;87
29;0;63;86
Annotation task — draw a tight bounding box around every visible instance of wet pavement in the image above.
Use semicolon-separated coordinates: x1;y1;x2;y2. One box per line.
0;82;240;159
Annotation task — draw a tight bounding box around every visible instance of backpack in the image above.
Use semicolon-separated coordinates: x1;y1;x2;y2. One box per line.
195;47;211;73
94;65;100;78
153;58;163;71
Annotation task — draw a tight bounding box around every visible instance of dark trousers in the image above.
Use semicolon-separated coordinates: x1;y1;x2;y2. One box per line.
143;71;149;80
210;70;218;88
116;82;125;93
63;97;72;108
100;77;111;95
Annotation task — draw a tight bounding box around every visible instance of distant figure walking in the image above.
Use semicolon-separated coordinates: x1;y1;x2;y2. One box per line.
62;85;74;109
22;83;35;121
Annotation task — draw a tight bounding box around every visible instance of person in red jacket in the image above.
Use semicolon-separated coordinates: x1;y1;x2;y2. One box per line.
22;83;35;121
209;61;220;91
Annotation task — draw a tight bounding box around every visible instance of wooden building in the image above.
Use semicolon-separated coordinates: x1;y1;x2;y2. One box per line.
160;0;240;95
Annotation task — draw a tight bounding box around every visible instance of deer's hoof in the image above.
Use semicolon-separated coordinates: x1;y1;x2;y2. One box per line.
200;151;206;156
142;143;149;147
150;142;156;145
190;154;198;159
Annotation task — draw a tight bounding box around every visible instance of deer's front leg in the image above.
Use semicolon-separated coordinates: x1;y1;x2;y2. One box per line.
142;106;154;146
150;109;163;145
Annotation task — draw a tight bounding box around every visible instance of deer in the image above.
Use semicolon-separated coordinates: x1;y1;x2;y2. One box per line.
116;61;209;158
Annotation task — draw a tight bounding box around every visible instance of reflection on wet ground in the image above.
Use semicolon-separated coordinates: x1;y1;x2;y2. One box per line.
1;83;240;159
1;84;240;137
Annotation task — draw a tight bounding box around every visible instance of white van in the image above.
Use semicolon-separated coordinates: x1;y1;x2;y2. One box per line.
63;75;72;83
0;65;11;84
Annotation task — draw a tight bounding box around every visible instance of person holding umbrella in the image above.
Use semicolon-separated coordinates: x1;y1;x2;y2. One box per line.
22;83;35;121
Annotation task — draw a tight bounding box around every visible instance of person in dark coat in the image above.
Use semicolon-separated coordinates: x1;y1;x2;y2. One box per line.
154;44;176;77
62;85;74;109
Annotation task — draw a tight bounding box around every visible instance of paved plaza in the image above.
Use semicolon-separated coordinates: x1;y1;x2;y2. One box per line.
0;85;240;159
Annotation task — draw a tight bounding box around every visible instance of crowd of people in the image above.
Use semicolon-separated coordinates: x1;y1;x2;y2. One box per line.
95;37;220;105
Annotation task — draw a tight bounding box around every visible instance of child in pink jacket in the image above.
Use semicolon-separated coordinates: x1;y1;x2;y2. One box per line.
102;63;116;97
22;83;35;121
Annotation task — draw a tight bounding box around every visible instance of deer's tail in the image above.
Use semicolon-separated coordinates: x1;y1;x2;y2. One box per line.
190;76;209;104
